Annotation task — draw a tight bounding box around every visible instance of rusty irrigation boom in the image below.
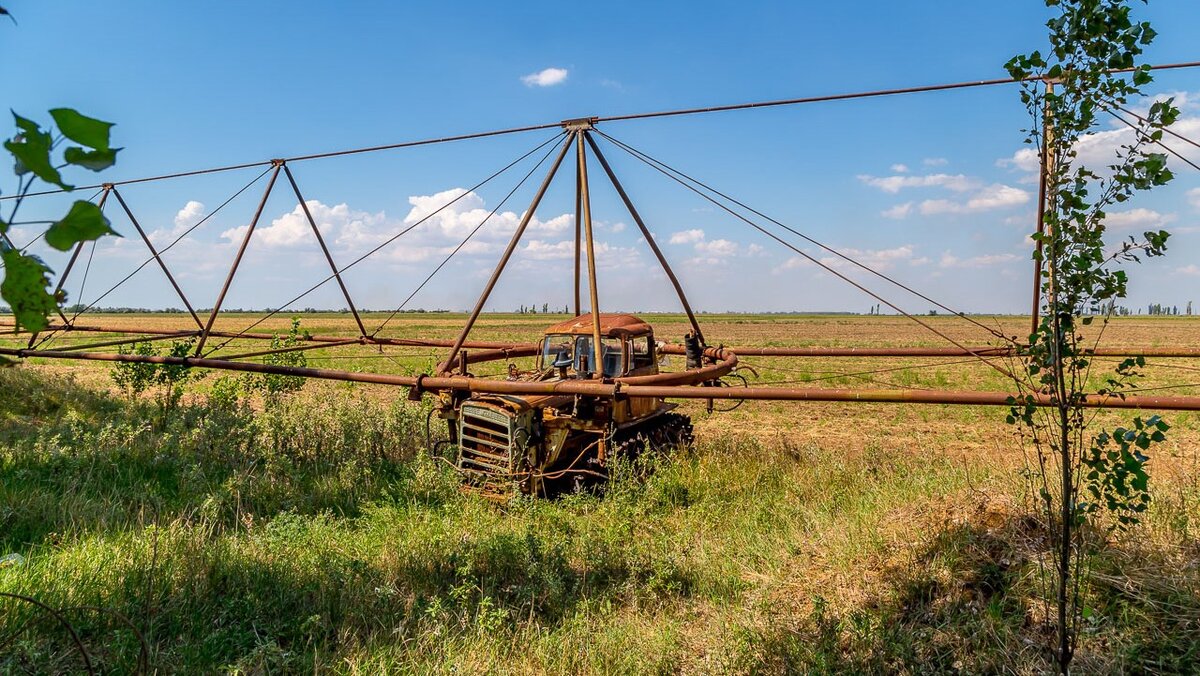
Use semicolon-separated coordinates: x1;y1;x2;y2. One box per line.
5;65;1200;496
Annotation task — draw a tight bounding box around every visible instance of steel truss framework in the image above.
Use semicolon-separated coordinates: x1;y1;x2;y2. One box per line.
4;63;1200;412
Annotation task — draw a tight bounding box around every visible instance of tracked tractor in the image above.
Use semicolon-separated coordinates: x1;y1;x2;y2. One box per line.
435;313;695;499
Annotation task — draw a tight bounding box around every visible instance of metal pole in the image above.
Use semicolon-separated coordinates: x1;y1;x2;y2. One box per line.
282;166;368;337
441;134;573;373
584;132;705;344
576;130;605;379
194;162;283;355
573;144;583;317
1031;80;1055;337
111;187;205;329
9;345;1200;412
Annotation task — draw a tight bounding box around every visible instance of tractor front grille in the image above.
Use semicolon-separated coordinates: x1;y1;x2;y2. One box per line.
458;404;516;495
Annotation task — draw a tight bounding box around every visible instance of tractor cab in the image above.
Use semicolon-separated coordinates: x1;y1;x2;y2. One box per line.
539;313;658;379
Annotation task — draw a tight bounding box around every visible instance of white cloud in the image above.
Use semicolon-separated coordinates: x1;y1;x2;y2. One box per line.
923;157;948;167
669;229;705;244
857;173;978;193
881;202;913;219
939;252;1020;268
1177;264;1200;276
777;245;924;274
890;163;909;173
919;184;1030;215
1188;187;1200;211
521;67;569;87
174;200;206;228
1102;208;1175;230
997;147;1040;174
695;238;739;257
218;188;574;266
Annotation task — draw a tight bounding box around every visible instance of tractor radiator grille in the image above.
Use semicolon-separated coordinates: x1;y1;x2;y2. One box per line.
458;405;515;493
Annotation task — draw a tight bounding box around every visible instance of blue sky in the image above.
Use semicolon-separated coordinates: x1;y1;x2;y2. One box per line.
4;1;1200;316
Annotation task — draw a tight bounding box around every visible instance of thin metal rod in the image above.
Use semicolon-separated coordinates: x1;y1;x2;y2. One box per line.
111;187;205;329
576;131;605;379
441;135;574;374
9;62;1198;203
214;338;362;361
194;164;283;355
54;331;199;352
1032;81;1055;337
283;166;367;337
585;132;704;344
594;61;1200;124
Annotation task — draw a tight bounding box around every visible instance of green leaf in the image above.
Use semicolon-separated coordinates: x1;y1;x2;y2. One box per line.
64;146;120;172
49;108;113;150
0;248;57;332
44;200;118;251
5;115;71;189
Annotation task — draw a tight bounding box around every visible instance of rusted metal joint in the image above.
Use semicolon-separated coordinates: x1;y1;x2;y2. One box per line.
560;116;598;131
408;374;428;402
100;183;114;190
270;158;286;167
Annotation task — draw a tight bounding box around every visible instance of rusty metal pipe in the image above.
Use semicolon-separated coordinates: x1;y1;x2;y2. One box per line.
5;347;1200;411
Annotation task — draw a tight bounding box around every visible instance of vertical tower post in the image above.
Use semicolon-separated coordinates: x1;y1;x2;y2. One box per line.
1031;80;1056;338
575;128;605;379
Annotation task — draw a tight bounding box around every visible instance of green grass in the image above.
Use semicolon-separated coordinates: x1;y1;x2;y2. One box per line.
2;366;1200;673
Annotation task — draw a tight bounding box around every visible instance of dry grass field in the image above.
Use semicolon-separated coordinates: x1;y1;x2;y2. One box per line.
2;312;1200;673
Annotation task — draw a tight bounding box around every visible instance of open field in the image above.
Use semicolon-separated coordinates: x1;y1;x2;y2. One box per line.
3;313;1200;673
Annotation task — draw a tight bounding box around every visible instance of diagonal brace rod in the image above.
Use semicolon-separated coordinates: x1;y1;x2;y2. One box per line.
195;163;283;355
283;166;368;337
111;187;205;329
585;132;705;344
441;134;573;374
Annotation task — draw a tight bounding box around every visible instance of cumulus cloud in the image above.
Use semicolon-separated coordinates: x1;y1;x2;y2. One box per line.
695;238;739;257
521;67;569;87
669;229;705;244
1188;187;1200;211
1102;208;1175;230
1177;264;1200;276
777;245;924;274
857;173;978;193
174;201;206;228
219;188;574;266
919;184;1030;215
881;202;913;219
890;163;909;173
939;252;1020;268
923;157;948;167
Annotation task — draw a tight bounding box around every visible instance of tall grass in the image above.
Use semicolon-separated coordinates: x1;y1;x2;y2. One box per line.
2;367;1198;673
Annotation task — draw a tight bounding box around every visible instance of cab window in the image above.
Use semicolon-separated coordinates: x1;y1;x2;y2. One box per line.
630;334;654;370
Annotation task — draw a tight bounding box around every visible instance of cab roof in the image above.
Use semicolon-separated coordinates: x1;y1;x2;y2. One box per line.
543;313;652;338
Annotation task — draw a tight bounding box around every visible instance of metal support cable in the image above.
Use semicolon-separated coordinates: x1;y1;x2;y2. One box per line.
1103;108;1200;173
597;133;1018;380
370;131;567;337
7;61;1197;203
595;129;1016;345
203;132;566;357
